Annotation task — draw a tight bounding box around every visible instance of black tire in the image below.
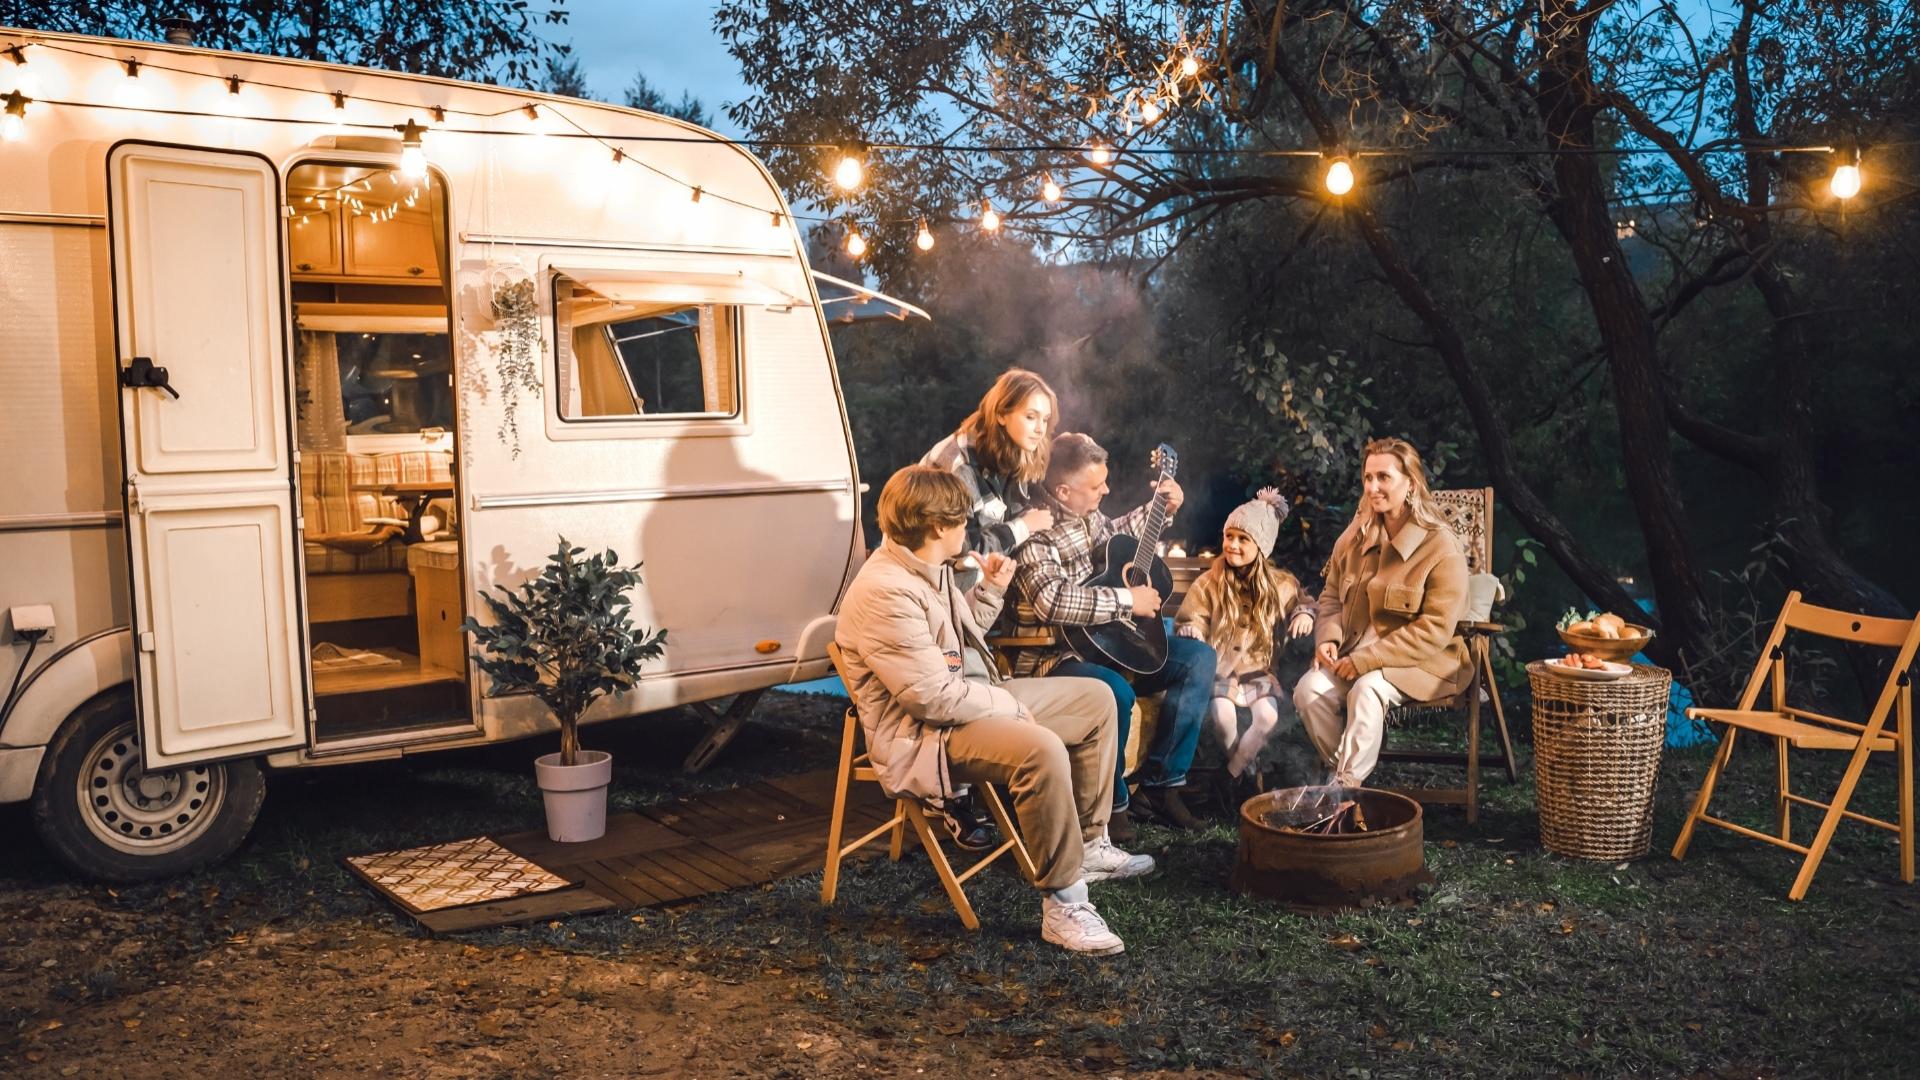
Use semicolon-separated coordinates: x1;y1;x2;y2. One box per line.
30;687;267;882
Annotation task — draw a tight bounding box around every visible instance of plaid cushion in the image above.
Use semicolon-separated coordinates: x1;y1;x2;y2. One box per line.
298;448;453;573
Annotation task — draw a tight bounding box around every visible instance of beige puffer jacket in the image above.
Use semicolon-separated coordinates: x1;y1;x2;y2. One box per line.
834;540;1020;805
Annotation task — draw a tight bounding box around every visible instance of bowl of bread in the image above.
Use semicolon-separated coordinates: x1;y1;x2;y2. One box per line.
1555;610;1654;662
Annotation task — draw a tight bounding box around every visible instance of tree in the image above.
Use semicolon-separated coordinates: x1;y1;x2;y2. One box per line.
4;0;570;86
716;0;1918;675
543;51;592;99
623;71;712;127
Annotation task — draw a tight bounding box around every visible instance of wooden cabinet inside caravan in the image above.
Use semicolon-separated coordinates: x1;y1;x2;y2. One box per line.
289;203;439;284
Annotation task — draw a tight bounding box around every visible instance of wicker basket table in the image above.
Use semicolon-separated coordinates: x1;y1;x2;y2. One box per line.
1526;662;1671;860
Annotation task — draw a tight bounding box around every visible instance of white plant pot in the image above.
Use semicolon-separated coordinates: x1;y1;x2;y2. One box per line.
533;750;613;843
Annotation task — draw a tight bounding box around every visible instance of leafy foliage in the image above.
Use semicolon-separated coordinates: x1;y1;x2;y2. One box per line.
5;1;571;86
462;538;667;766
623;71;712;127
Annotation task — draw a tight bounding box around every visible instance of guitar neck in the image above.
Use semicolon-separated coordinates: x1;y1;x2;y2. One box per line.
1129;480;1174;575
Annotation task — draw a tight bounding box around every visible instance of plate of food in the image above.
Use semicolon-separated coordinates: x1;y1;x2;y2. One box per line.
1542;652;1633;680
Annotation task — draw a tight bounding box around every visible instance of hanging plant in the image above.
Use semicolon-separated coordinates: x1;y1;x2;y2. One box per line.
489;275;543;459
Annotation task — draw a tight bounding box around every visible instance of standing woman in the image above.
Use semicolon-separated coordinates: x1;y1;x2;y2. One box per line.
1292;438;1470;788
922;368;1058;556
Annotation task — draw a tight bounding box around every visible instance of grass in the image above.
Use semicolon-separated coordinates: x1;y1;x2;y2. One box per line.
4;691;1917;1078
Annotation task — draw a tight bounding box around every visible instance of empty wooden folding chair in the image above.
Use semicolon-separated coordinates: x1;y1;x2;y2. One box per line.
1671;591;1918;900
819;642;1037;930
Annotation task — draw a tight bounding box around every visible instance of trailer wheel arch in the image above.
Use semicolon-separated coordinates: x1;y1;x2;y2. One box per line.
29;685;267;882
0;627;134;748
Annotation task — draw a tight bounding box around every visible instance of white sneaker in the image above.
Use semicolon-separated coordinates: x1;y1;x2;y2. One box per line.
1041;897;1126;955
1081;834;1156;883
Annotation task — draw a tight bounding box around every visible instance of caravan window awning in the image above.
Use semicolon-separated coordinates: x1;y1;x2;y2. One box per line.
811;271;931;325
554;264;807;309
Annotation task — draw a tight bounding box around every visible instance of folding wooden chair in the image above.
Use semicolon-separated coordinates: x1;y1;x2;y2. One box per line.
820;642;1037;930
1671;592;1919;900
1378;487;1520;823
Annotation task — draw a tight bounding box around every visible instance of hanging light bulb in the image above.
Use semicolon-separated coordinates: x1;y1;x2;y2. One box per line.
980;202;1001;232
1041;174;1062;203
1139;99;1162;124
1324;155;1355;195
1830;148;1862;200
1;89;27;143
1180;55;1201;79
915;219;935;251
845;227;867;258
115;57;148;108
690;186;702;203
1086;142;1113;166
397;118;429;180
833;149;865;191
3;45;37;98
226;74;242;95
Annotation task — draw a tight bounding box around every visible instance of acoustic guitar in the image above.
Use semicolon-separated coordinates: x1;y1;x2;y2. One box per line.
1060;444;1179;675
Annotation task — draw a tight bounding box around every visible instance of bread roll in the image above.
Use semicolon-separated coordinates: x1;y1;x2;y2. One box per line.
1593;622;1620;639
1567;620;1597;636
1594;613;1627;635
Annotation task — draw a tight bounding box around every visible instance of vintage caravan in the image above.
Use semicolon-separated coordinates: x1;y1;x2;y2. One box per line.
0;29;888;880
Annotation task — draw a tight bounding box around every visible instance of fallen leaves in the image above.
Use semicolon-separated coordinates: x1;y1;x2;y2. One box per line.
1327;932;1365;952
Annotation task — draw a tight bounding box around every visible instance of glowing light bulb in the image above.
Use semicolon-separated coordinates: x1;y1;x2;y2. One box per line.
1830;161;1862;200
1324;156;1355;195
1140;100;1162;124
397;119;428;180
980;203;1001;232
1180;55;1200;78
915;221;935;251
1;90;25;142
833;153;864;190
845;229;867;258
1086;143;1113;166
1041;175;1062;202
115;59;149;109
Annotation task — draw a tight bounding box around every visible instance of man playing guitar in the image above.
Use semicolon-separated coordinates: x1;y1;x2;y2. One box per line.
1001;433;1219;833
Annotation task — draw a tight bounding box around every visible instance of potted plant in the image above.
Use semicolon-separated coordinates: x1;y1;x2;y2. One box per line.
463;538;667;842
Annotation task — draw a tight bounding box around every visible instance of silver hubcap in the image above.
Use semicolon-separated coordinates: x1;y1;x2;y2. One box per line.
75;721;226;854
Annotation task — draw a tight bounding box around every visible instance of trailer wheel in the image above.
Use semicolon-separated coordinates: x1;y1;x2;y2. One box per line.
30;688;266;882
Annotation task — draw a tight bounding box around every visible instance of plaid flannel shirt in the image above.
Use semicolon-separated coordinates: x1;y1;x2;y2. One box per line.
1001;501;1150;676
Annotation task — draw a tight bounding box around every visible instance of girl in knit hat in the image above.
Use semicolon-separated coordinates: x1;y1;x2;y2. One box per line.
1174;488;1315;800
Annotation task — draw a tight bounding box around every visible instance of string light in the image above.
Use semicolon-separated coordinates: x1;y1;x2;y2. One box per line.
1830;148;1862;199
1140;99;1162;124
1324;155;1355;195
3;44;25;66
915;218;934;250
115;56;148;108
1041;174;1062;202
980;201;1001;232
521;102;539;121
429;105;445;123
1086;142;1113;166
771;210;783;227
1180;55;1200;78
226;74;241;94
844;226;866;258
690;185;702;203
396;118;428;179
331;90;346;110
832;149;864;191
1;89;27;142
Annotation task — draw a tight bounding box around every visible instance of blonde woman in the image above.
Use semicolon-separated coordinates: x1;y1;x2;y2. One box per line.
1292;438;1470;787
921;368;1059;555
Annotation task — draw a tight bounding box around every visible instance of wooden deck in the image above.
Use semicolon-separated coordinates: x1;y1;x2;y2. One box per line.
382;768;896;933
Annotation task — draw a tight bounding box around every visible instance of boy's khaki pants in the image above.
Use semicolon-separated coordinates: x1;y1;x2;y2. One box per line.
945;676;1116;892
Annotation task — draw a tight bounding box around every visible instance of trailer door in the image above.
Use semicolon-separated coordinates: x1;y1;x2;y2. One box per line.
108;143;308;769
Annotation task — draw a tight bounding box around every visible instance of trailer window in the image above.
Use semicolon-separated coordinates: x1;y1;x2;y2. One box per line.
553;275;741;420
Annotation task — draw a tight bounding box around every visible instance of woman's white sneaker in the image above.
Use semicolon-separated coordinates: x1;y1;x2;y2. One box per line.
1081;835;1156;882
1041;897;1126;955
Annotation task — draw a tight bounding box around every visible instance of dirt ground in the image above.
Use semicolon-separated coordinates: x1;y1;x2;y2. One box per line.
2;889;1231;1079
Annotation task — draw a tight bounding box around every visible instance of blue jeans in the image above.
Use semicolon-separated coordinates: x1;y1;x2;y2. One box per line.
1054;619;1217;796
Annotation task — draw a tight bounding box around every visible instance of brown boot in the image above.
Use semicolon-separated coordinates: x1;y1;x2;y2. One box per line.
1107;806;1137;845
1138;785;1201;830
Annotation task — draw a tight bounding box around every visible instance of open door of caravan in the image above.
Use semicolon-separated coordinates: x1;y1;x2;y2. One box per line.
108;143;309;769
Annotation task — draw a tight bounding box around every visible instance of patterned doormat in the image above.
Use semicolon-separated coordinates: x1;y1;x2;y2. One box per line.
343;835;572;913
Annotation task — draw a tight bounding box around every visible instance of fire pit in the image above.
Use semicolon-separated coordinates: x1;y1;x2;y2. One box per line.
1231;787;1432;912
